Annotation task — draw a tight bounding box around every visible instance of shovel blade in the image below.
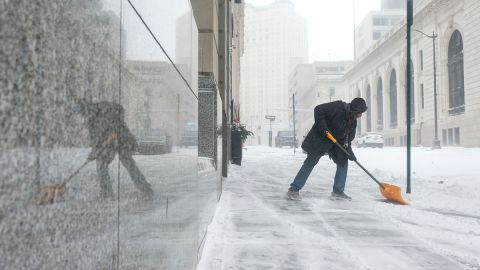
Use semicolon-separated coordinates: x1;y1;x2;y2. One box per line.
379;182;409;205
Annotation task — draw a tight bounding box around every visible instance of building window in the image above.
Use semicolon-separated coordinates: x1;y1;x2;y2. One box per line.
447;30;465;115
385;137;395;146
366;85;372;132
442;129;447;145
372;31;382;40
448;128;453;145
329;86;335;99
373;17;388;26
420;50;423;71
400;136;407;146
420;84;424;109
454;127;460;145
442;127;461;145
389;69;398;128
377;78;383;131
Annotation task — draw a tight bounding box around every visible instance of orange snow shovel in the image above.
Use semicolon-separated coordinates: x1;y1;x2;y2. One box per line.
326;131;409;205
32;134;118;205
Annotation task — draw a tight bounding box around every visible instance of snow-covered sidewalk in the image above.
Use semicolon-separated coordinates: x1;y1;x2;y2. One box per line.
197;146;480;270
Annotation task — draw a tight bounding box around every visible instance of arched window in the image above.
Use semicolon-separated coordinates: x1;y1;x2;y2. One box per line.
377;78;383;131
389;69;398;128
366;85;372;132
448;30;465;115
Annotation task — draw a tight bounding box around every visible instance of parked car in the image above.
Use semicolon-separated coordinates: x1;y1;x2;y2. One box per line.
179;130;197;148
135;128;172;154
275;130;297;148
356;132;384;148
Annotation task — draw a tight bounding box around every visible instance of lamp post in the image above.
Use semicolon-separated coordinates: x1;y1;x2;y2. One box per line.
265;115;275;147
412;28;441;149
406;0;413;194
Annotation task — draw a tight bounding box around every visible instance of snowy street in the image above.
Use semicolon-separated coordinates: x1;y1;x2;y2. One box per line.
197;146;480;270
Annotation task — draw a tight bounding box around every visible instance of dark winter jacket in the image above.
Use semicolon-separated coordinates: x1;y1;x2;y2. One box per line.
80;101;137;161
301;101;357;165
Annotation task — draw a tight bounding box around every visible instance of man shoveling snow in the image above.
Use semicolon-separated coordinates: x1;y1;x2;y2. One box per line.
287;98;367;201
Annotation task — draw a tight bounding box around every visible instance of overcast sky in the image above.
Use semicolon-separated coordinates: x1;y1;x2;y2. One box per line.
244;0;381;62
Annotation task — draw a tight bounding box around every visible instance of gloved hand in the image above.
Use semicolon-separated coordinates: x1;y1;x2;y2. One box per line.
347;147;357;161
105;133;118;145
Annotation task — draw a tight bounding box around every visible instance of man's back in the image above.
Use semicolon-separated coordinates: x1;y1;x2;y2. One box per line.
83;101;135;151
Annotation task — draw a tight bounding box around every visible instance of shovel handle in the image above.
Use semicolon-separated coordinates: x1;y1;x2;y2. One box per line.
325;131;337;144
325;131;385;189
64;159;91;184
63;137;113;185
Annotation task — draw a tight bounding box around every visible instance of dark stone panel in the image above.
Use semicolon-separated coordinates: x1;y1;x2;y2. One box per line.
1;0;206;269
198;73;217;159
1;0;122;269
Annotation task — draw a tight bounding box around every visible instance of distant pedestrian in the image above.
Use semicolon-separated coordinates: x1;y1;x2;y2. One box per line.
74;98;153;198
286;98;367;201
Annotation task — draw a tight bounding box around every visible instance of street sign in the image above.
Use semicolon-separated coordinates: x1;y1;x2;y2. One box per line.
265;115;276;120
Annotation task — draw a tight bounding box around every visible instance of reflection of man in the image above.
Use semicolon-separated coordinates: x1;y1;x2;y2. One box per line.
74;98;153;197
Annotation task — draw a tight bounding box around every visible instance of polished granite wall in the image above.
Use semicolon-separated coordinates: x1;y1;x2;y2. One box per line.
0;0;217;269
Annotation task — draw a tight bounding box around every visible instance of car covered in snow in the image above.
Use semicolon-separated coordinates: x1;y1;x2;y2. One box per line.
356;132;384;148
275;130;297;148
179;130;197;148
135;128;172;154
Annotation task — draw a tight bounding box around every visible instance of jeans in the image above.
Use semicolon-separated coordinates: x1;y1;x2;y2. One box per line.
290;153;348;194
96;153;152;195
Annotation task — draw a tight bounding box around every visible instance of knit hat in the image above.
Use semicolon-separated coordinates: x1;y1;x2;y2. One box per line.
350;97;368;113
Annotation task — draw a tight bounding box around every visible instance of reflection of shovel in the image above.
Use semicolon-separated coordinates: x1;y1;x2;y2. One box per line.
326;131;409;205
32;159;91;205
33;134;117;205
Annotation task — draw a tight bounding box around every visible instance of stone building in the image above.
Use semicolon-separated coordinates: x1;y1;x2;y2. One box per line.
346;0;480;147
291;0;480;147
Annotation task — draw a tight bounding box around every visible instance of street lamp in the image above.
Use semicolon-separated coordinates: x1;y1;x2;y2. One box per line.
265;115;275;147
413;28;441;149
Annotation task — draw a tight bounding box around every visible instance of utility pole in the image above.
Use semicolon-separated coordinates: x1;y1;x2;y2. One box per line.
406;0;413;194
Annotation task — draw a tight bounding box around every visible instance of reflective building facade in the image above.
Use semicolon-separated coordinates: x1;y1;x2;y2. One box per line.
0;0;238;269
